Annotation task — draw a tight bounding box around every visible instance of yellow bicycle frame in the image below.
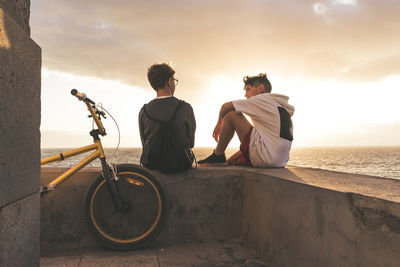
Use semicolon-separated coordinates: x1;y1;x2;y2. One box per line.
41;100;106;191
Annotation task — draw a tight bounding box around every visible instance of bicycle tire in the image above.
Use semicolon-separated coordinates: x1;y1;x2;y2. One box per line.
85;164;167;250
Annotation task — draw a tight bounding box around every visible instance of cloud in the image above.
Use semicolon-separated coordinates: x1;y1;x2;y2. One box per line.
313;3;328;16
30;0;400;99
333;0;357;6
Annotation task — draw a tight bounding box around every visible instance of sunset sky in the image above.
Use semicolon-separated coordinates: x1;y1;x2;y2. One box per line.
31;0;400;148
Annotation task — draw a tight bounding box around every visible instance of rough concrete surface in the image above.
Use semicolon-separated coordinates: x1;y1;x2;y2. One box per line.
41;166;400;266
40;240;267;267
155;168;243;245
242;169;400;267
0;6;41;207
40;167;243;250
0;0;30;35
256;166;400;203
0;1;41;266
40;169;99;250
0;193;40;267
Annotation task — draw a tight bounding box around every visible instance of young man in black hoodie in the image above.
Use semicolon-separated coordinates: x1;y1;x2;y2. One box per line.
139;63;196;173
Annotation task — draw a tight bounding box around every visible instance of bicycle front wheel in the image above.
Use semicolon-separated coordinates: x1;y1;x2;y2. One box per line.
85;164;167;250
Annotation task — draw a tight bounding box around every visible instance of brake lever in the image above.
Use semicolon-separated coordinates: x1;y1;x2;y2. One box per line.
96;110;106;119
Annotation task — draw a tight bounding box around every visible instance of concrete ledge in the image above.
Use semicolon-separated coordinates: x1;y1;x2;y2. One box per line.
41;167;243;250
241;168;400;267
253;166;400;203
41;166;400;266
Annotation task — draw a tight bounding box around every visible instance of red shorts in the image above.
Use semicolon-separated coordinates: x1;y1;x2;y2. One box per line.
235;127;253;166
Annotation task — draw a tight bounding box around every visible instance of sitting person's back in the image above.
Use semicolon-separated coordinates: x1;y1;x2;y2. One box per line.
139;63;196;173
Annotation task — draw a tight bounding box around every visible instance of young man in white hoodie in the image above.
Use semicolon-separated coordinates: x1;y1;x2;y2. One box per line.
198;73;295;168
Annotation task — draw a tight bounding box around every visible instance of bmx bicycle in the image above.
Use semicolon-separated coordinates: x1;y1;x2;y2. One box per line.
40;89;167;250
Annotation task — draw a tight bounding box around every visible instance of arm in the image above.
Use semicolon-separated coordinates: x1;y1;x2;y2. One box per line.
188;104;196;148
138;108;146;146
213;102;235;142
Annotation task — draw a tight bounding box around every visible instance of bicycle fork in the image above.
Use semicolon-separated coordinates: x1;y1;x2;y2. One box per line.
100;158;125;212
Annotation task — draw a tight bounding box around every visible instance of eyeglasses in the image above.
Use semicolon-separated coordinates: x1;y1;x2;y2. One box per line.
173;78;179;86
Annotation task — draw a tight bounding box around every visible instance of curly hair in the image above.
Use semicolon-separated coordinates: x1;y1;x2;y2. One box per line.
243;73;272;93
147;63;175;90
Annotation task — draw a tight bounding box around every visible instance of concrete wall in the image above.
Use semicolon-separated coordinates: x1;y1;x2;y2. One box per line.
41;166;400;266
0;0;41;266
40;167;243;250
241;167;400;267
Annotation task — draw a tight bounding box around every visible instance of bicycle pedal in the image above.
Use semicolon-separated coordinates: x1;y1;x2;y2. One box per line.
40;184;55;193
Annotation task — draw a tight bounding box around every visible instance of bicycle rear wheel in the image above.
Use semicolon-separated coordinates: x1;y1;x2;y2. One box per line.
85;164;167;250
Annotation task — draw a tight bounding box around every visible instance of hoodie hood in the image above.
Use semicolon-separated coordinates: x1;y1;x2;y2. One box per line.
269;93;295;116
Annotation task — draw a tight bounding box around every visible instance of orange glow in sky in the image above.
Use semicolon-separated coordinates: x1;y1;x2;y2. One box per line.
31;0;400;148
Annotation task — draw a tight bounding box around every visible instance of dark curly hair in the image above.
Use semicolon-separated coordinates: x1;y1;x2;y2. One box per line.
147;63;175;90
243;73;272;93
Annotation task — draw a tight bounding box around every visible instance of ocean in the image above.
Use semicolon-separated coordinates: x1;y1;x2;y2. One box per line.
41;146;400;180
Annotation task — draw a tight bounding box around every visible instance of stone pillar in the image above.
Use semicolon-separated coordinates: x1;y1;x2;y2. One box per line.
0;0;41;266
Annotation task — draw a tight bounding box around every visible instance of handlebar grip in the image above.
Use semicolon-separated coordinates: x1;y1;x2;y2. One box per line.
71;89;94;104
71;89;78;96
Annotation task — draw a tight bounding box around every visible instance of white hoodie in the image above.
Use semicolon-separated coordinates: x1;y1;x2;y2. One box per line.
232;93;295;167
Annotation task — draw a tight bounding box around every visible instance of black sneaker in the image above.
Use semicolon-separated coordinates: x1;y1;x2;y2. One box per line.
198;151;226;166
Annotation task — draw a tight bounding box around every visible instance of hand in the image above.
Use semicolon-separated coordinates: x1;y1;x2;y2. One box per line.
212;121;222;142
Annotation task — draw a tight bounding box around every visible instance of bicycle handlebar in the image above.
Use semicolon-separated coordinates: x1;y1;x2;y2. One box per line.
71;89;95;104
71;89;106;135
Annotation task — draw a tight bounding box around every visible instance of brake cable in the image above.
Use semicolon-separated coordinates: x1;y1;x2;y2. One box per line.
91;102;121;161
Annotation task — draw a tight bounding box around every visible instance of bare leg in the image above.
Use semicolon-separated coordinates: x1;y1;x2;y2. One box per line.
226;150;242;165
215;111;252;155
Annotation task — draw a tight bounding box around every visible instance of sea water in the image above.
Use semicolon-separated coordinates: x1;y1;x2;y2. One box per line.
41;146;400;180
